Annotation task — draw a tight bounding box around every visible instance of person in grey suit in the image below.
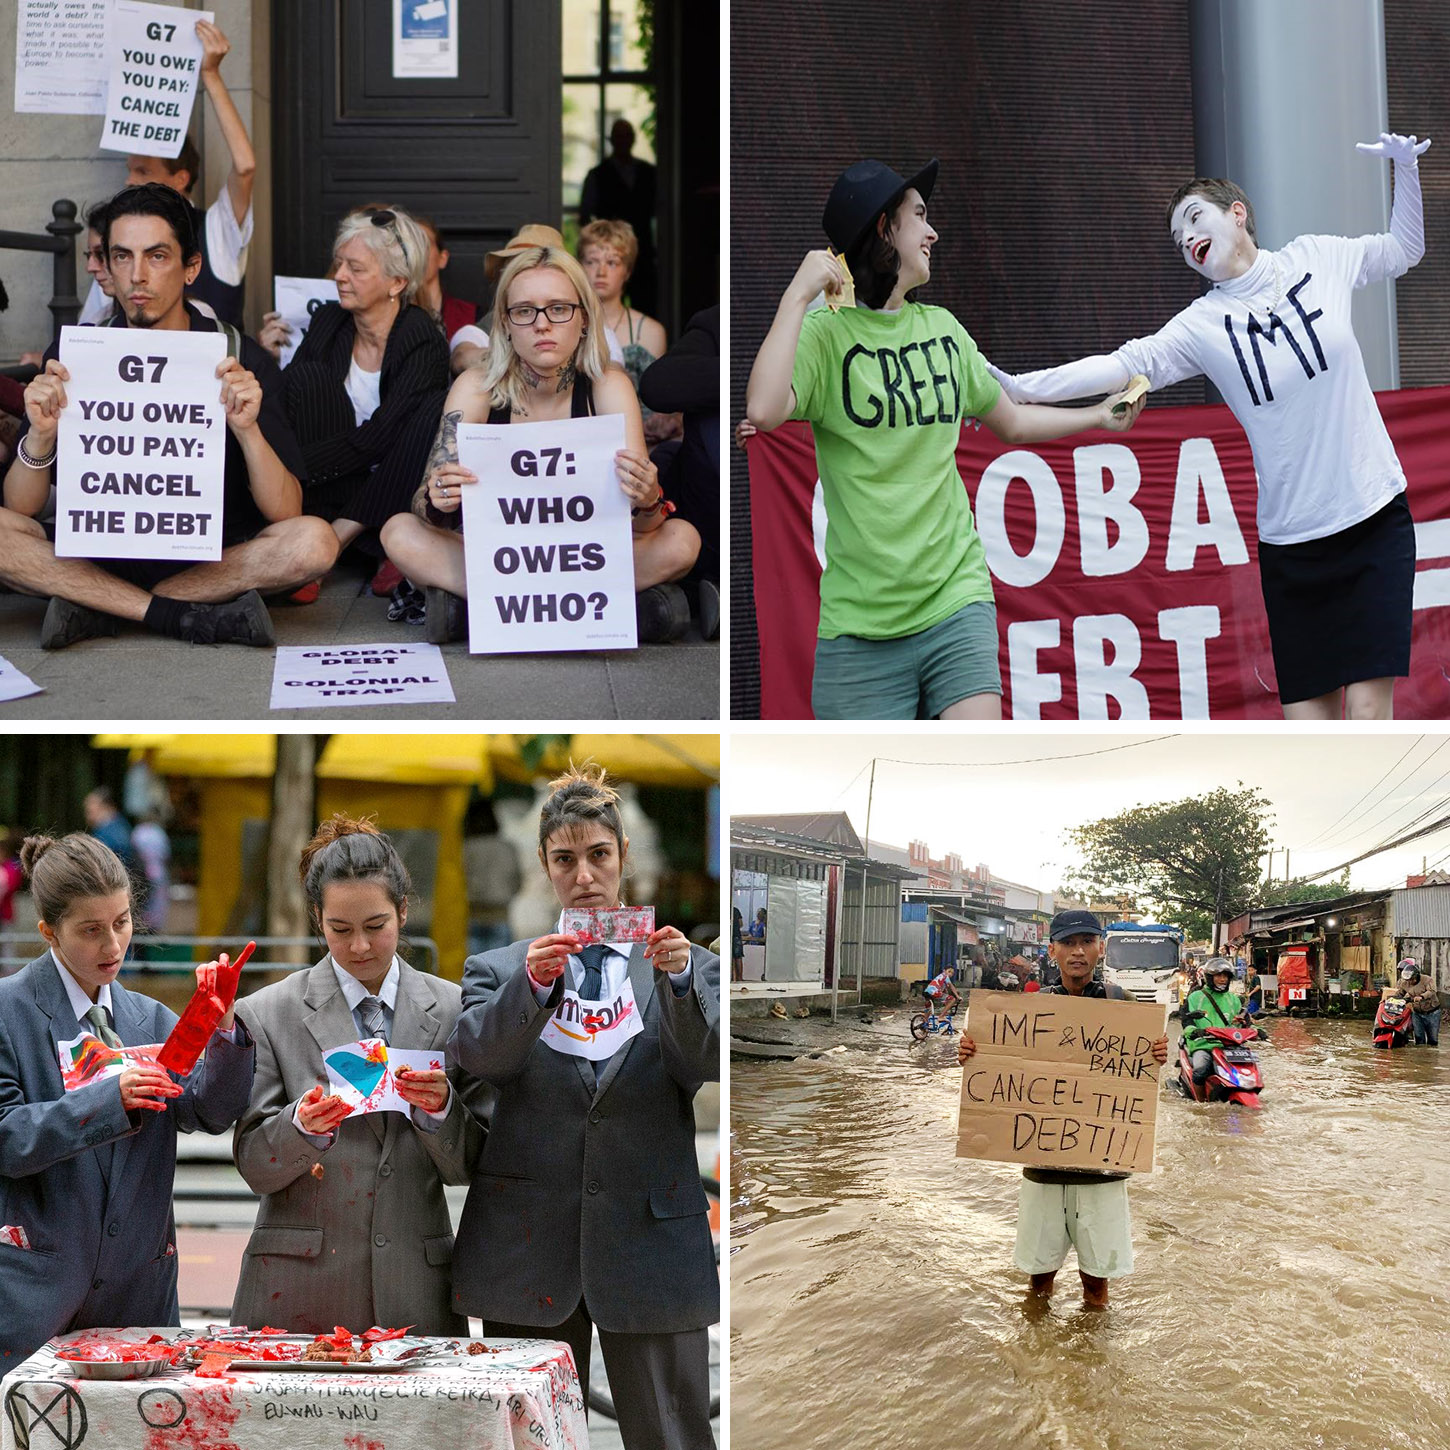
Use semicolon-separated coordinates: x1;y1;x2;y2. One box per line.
0;832;254;1363
232;815;488;1334
449;764;719;1450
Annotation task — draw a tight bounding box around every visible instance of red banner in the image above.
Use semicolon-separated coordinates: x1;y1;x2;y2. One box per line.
748;386;1450;719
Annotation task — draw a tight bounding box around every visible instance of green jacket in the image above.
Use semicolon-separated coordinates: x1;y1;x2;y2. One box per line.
1183;985;1247;1055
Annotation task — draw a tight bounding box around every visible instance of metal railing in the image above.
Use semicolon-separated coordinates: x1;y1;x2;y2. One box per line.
0;932;441;978
0;199;83;372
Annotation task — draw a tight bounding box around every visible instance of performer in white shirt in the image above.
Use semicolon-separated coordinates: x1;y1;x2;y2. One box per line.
990;131;1431;720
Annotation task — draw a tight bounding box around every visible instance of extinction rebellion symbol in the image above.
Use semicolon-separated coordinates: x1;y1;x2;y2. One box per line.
4;1380;88;1448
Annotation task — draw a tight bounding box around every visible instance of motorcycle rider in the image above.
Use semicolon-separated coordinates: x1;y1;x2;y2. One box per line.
1397;959;1441;1046
1183;958;1250;1087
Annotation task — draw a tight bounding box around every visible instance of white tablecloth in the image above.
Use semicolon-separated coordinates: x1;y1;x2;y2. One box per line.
1;1327;588;1449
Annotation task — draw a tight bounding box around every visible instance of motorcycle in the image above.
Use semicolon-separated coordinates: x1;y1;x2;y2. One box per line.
1372;993;1413;1050
1176;1024;1264;1107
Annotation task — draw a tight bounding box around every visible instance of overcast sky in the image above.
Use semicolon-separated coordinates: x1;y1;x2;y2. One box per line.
730;732;1450;894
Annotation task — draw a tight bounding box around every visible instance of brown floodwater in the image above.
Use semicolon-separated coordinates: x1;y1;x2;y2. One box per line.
730;1013;1450;1450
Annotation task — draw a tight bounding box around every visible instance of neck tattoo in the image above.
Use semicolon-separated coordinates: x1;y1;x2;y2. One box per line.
556;360;577;393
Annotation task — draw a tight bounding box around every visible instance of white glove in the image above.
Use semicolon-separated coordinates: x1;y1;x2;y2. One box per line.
1355;132;1431;166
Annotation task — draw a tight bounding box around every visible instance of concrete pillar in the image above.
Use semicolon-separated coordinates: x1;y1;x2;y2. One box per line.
1189;0;1398;387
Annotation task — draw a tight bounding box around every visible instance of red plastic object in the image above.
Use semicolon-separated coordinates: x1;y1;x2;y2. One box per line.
156;941;255;1075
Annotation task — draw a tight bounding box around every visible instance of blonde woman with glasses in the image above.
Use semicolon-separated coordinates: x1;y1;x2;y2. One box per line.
282;206;451;571
380;244;700;643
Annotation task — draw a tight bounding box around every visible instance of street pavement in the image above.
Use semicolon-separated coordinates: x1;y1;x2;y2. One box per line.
0;556;719;720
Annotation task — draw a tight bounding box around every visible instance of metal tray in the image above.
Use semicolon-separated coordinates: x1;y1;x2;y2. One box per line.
56;1356;171;1380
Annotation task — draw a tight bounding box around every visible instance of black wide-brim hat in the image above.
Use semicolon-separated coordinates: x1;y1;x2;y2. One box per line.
821;158;939;254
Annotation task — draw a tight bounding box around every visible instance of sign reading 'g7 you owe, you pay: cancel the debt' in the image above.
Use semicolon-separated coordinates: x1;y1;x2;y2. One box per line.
957;990;1168;1174
459;413;637;653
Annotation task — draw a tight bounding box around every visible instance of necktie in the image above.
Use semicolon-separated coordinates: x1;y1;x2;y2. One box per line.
578;944;608;1001
359;995;389;1044
85;1004;122;1048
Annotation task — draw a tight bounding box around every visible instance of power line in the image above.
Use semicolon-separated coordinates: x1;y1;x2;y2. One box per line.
865;736;1182;770
1303;811;1450;882
1311;745;1450;853
1293;735;1427;850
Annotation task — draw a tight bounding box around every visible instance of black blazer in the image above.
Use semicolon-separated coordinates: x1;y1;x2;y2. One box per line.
284;301;449;485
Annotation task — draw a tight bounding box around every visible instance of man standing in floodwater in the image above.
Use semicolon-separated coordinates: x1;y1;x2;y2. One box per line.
957;909;1168;1309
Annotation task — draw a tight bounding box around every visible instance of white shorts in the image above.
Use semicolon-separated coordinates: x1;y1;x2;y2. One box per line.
1013;1177;1134;1279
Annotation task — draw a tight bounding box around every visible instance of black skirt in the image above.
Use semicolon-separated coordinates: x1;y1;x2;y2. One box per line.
1257;491;1414;704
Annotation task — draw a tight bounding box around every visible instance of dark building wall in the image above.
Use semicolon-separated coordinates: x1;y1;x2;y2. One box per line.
730;0;1450;718
1385;4;1450;386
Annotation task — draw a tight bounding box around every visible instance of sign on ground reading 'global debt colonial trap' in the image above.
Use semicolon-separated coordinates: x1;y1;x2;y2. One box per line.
459;413;637;653
956;990;1168;1174
99;1;211;157
56;326;227;562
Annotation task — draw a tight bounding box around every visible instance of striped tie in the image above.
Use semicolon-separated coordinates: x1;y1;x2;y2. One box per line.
85;1004;123;1048
359;995;389;1044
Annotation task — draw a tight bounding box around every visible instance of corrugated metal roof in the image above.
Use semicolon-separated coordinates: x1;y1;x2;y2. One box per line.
1391;885;1450;938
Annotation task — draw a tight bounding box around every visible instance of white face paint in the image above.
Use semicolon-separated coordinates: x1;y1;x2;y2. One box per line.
1169;194;1251;282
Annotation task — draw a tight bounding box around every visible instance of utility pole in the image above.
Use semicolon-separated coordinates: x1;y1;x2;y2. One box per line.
856;759;875;1007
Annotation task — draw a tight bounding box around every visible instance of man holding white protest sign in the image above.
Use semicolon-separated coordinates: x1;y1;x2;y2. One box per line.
957;909;1168;1309
1;184;337;650
378;244;701;646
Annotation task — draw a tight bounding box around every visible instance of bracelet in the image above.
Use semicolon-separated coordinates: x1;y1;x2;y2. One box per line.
16;434;56;470
632;491;677;518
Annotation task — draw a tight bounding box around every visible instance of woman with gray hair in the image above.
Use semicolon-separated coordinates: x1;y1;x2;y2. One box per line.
282;205;450;563
380;244;700;643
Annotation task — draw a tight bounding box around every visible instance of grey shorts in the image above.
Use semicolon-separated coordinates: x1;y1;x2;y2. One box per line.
811;600;1001;720
1014;1178;1135;1279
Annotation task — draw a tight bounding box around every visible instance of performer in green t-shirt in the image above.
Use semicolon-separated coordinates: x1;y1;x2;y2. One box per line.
746;158;1145;720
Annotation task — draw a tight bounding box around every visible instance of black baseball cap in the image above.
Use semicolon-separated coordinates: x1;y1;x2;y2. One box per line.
821;158;939;254
1049;909;1104;942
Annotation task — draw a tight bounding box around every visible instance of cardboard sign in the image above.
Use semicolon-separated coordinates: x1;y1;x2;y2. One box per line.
560;906;654;946
0;654;42;702
99;2;211;156
14;0;110;114
956;990;1167;1175
458;413;637;653
540;976;644;1062
269;643;456;709
322;1039;445;1117
56;1032;162;1091
272;276;339;369
56;326;227;561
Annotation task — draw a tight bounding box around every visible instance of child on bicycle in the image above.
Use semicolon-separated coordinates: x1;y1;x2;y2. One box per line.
923;965;959;1021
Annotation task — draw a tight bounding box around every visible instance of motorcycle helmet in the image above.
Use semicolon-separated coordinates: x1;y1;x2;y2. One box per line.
1205;957;1235;985
1398;959;1419;980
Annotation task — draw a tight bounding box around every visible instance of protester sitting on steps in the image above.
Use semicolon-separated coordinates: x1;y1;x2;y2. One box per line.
379;245;700;645
0;184;337;650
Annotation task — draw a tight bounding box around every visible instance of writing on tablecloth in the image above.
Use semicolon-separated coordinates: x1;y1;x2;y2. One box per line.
956;990;1167;1174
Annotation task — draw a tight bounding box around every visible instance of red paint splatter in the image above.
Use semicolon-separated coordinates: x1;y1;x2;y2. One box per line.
143;1380;243;1450
342;1437;384;1450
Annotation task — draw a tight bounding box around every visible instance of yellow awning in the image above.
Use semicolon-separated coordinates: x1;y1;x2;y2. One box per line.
317;734;493;792
488;734;718;788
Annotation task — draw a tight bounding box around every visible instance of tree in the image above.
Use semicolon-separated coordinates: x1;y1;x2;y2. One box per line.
1068;786;1274;948
267;734;322;959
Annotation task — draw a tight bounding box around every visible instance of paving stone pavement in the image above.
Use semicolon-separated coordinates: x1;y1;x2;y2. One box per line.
0;560;719;720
